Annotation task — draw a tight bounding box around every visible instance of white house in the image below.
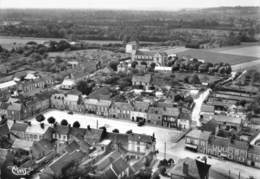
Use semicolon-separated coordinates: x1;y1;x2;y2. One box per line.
60;79;76;90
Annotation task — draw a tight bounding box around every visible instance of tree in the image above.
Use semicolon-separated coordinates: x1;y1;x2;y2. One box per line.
112;129;119;133
131;61;138;68
47;117;56;124
109;61;120;71
189;74;200;84
36;114;45;122
76;80;94;95
73;121;80;128
61;119;68;126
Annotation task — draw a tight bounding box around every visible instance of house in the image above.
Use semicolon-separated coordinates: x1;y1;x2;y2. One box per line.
68;61;79;69
7;102;23;120
0;102;9;117
247;145;260;168
213;115;242;131
147;106;163;125
207;136;230;159
24;123;49;142
109;101;133;120
178;112;191;130
64;94;85;112
185;129;211;153
84;98;112;116
52;125;70;152
84;128;104;146
128;133;155;158
132;74;151;89
154;66;172;73
162;107;180;128
200;104;215;119
60;78;75;90
45;150;85;178
117;62;130;73
126;41;139;54
31;139;56;159
51;93;65;109
130;101;149;122
228;140;248;163
169;157;211;179
10;122;28;140
0;80;17;91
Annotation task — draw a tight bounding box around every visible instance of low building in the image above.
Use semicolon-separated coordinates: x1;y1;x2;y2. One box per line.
213;115;242;131
31;139;56;160
178;112;191;130
154;66;172;73
7;102;23;120
147;106;163;125
162;107;180;128
10;122;28;140
200;104;215;119
185;129;211;153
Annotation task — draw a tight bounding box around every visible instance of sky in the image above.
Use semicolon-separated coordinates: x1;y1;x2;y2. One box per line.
0;0;259;10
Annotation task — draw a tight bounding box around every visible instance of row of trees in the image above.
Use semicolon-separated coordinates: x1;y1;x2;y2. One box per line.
171;58;232;75
36;115;81;128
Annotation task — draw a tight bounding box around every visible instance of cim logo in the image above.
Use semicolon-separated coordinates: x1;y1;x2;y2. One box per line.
7;166;33;176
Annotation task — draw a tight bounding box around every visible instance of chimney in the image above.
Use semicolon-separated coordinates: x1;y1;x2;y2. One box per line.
183;162;189;175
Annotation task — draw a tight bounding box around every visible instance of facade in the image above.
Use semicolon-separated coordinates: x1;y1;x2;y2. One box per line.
130;101;149;122
228;140;248;163
51;93;65;109
162;107;180;128
132;74;151;89
84;98;112;116
247;145;260;168
60;79;76;90
7;103;23;120
109;101;133;120
207;136;230;158
147;106;163;125
132;50;168;66
128;133;155;158
185;129;211;153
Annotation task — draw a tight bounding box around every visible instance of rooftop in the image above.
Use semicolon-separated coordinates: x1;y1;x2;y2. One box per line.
186;129;212;141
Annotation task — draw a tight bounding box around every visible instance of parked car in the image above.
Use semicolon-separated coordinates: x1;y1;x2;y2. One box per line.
68;111;73;115
137;120;145;126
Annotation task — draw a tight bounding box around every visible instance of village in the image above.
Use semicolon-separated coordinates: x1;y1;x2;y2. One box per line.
0;39;260;179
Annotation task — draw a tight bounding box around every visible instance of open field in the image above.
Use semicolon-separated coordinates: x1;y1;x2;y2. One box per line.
175;49;258;65
218;45;260;58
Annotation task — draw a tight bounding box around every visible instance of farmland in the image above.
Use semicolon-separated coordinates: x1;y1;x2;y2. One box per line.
217;45;260;58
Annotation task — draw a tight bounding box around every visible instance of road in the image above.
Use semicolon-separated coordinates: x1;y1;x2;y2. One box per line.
232;59;260;72
191;88;211;127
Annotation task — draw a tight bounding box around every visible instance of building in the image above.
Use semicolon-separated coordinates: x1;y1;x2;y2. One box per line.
60;79;75;90
128;133;155;158
213;115;242;131
178;112;191;130
132;74;151;89
154;66;172;73
126;41;139;54
10;122;28;140
162;107;180;128
109;101;133;120
132;50;168;66
84;98;112;116
31;139;56;160
207;136;230;159
147;106;163;125
228;140;248;163
64;94;84;112
130;101;149;122
185;129;211;153
7;103;23;120
247;145;260;168
200;104;215;119
169;157;211;179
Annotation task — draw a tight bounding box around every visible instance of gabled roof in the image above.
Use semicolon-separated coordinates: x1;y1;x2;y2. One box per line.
128;133;154;144
133;101;150;111
10;122;28;132
210;136;230;147
94;151;121;171
248;145;260;155
163;107;180;117
201;104;214;113
7;103;22;111
84;98;112;107
101;167;117;179
54;125;70;135
111;157;129;176
113;101;133;110
213;115;242;125
84;128;103;145
229;140;249;150
0;120;9;136
32;139;54;156
169;157;211;179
